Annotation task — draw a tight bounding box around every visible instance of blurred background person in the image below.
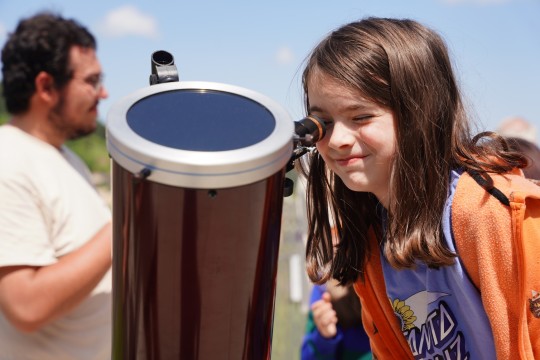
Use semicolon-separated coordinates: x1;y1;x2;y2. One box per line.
505;137;540;180
498;116;540;180
301;279;372;360
497;116;537;144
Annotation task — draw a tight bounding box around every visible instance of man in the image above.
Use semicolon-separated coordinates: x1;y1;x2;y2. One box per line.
0;12;112;359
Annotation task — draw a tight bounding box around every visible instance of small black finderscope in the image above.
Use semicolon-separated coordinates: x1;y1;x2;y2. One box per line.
149;50;179;85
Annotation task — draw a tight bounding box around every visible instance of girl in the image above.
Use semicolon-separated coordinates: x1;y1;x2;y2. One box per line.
300;17;540;359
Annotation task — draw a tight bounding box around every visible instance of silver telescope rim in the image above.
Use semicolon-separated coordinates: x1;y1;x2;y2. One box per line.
106;81;293;189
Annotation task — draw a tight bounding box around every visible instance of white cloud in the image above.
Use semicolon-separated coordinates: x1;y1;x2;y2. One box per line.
98;5;159;39
275;46;295;65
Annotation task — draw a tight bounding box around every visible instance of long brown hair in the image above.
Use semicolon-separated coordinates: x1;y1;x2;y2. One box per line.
300;17;526;285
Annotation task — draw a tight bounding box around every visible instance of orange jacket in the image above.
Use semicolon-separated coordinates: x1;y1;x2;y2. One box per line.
354;170;540;359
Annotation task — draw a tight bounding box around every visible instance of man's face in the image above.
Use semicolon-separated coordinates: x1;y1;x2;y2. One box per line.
49;46;108;140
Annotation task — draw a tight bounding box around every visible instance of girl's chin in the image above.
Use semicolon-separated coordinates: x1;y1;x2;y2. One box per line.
341;179;369;192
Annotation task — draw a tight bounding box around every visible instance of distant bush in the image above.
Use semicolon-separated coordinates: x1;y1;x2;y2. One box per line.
0;84;6;118
66;122;110;173
0;86;7;125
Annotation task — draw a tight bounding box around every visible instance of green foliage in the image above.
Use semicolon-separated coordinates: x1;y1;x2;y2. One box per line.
0;84;6;125
271;194;310;360
66;122;110;174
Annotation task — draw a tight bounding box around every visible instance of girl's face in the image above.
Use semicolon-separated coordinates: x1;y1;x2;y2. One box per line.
308;70;397;207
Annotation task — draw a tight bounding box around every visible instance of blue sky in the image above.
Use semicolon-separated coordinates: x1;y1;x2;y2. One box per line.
1;0;539;140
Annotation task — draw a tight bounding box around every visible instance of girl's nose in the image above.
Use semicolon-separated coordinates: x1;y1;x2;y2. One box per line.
327;121;354;150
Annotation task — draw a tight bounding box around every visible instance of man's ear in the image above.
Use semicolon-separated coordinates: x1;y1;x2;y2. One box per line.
34;71;58;104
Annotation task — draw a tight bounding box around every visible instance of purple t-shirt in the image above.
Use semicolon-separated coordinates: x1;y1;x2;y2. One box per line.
380;170;496;359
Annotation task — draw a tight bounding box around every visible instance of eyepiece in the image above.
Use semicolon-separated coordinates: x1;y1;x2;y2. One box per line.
294;115;326;146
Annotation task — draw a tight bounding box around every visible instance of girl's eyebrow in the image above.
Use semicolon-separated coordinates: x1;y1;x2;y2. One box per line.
308;105;324;113
309;103;373;114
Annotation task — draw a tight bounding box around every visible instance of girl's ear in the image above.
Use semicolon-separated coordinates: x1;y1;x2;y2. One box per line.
34;71;58;105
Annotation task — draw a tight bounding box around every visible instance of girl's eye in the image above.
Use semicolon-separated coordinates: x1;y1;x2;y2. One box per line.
310;114;332;127
353;115;372;122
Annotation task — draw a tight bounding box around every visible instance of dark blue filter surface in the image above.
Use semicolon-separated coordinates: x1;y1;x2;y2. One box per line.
126;89;276;151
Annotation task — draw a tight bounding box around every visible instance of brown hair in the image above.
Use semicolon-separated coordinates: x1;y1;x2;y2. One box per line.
300;17;526;285
2;12;96;114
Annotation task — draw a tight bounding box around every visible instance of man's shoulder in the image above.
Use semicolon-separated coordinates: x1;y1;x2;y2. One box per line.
0;126;60;186
0;125;41;152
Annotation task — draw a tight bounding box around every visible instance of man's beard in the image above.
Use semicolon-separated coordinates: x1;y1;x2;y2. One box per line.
48;95;97;141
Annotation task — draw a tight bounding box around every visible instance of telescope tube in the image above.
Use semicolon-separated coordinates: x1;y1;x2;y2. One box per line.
106;81;293;359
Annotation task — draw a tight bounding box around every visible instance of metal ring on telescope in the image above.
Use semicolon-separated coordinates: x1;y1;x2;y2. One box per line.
106;81;294;189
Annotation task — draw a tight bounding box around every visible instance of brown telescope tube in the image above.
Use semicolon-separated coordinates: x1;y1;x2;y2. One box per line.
106;81;295;359
111;162;285;359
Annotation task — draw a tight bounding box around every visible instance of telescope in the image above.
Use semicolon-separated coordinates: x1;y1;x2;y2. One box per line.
106;50;325;359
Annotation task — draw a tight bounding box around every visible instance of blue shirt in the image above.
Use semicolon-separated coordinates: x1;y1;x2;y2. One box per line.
380;170;496;359
301;284;372;360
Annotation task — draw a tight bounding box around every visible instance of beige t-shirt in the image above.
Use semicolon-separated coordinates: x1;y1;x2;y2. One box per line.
0;125;112;359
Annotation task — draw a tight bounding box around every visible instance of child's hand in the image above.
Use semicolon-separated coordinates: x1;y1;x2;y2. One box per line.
311;291;338;338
